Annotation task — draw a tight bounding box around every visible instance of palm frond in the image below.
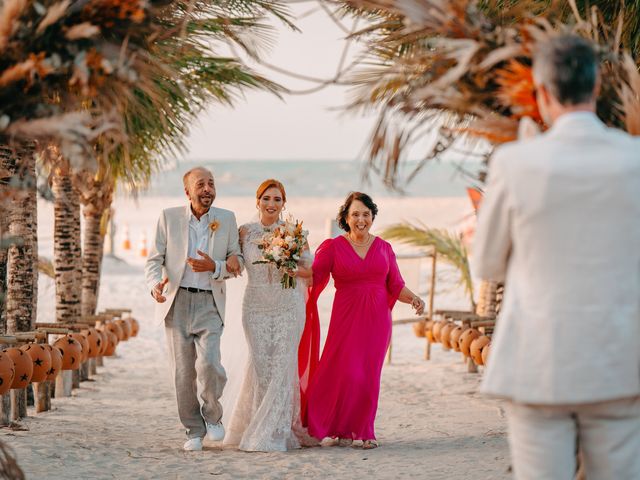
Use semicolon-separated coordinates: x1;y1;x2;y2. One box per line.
381;222;475;310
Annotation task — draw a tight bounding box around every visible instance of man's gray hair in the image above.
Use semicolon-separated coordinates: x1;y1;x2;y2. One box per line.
183;166;214;189
533;34;598;105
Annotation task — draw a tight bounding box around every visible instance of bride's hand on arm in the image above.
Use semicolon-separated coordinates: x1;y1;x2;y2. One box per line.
288;242;313;279
398;286;425;315
292;265;312;279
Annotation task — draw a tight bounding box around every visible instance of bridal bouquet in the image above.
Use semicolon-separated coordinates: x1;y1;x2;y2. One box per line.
253;217;309;289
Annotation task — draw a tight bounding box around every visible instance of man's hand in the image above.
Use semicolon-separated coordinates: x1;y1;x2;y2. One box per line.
187;250;216;273
152;278;169;303
226;254;241;277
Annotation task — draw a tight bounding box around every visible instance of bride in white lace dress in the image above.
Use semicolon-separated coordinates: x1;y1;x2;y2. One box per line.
224;179;312;452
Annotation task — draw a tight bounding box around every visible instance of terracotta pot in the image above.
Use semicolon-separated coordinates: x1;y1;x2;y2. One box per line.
20;343;52;383
102;330;119;356
94;329;107;356
412;321;426;338
449;326;465;352
130;318;140;337
53;336;83;370
458;328;481;357
470;335;491;366
481;342;491;366
432;321;444;343
0;351;15;395
104;322;125;342
69;333;89;362
4;348;33;389
115;319;132;340
83;328;101;358
440;322;456;349
44;344;62;381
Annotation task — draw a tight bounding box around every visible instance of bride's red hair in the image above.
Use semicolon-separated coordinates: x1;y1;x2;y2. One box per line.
256;179;286;203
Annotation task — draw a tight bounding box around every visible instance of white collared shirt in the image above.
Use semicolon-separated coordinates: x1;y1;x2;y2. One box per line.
179;208;221;290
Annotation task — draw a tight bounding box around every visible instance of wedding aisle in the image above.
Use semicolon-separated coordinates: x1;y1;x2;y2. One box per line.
6;263;510;479
4;195;509;479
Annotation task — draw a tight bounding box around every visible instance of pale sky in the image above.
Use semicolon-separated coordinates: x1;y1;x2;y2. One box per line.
185;3;378;161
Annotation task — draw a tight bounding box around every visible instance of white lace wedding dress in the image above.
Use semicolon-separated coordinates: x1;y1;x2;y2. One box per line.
223;221;309;452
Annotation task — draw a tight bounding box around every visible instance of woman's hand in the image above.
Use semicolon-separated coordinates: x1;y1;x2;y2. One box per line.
295;265;312;279
411;296;425;315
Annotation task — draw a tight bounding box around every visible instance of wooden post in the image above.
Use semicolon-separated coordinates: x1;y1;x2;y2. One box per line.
467;356;478;373
55;370;72;397
0;394;10;426
386;341;392;365
425;251;437;360
33;382;49;413
96;356;103;367
80;362;90;381
10;389;27;421
72;369;80;389
89;358;97;375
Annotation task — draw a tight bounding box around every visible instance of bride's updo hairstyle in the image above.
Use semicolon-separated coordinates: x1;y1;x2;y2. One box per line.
256;179;287;203
337;192;378;232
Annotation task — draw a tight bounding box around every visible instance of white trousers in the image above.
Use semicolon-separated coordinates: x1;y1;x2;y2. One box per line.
506;397;640;480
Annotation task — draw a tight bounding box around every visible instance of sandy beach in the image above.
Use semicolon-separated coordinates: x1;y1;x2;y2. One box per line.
4;195;510;479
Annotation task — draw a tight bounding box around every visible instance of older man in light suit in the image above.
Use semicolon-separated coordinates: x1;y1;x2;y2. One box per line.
474;35;640;479
145;166;243;451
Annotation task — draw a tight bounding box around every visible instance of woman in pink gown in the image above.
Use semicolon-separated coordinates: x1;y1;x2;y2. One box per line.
299;192;425;449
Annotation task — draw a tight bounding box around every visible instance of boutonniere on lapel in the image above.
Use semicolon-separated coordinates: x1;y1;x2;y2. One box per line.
209;219;220;233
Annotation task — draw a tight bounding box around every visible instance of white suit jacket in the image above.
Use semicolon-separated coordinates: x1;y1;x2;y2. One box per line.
144;205;243;325
473;112;640;404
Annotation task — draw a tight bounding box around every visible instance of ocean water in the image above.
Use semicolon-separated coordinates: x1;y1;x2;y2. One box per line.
141;159;481;198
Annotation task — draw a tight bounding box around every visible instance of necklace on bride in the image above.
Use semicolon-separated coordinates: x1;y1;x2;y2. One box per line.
348;233;372;247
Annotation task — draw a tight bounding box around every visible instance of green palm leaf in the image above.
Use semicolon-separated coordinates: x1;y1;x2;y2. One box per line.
381;222;475;310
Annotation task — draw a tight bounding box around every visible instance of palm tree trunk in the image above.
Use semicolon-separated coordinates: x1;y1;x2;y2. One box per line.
80;176;113;318
52;166;82;325
81;210;105;317
5;142;37;334
0;144;12;334
3;141;37;419
0;246;6;334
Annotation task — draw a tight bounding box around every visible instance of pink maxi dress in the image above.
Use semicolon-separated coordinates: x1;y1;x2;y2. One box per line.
298;236;405;440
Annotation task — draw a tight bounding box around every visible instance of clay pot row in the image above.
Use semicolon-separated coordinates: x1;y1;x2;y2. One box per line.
0;344;63;395
424;320;492;366
0;317;140;395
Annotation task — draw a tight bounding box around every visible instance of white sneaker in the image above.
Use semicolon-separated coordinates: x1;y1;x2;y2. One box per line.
183;437;203;451
205;421;225;441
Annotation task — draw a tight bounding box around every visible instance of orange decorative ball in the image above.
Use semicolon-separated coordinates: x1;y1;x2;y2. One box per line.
412;321;426;338
54;336;83;370
470;335;491;366
130;318;140;337
44;344;62;381
115;319;131;341
449;326;465;352
104;322;124;342
458;328;481;357
440;322;456;349
102;330;119;356
93;329;106;356
432;321;444;342
83;328;101;358
481;342;491;366
4;348;33;389
20;343;52;383
0;351;15;395
69;333;89;363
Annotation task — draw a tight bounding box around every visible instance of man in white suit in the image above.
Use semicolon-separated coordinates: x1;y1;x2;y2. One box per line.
474;35;640;479
145;166;243;451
